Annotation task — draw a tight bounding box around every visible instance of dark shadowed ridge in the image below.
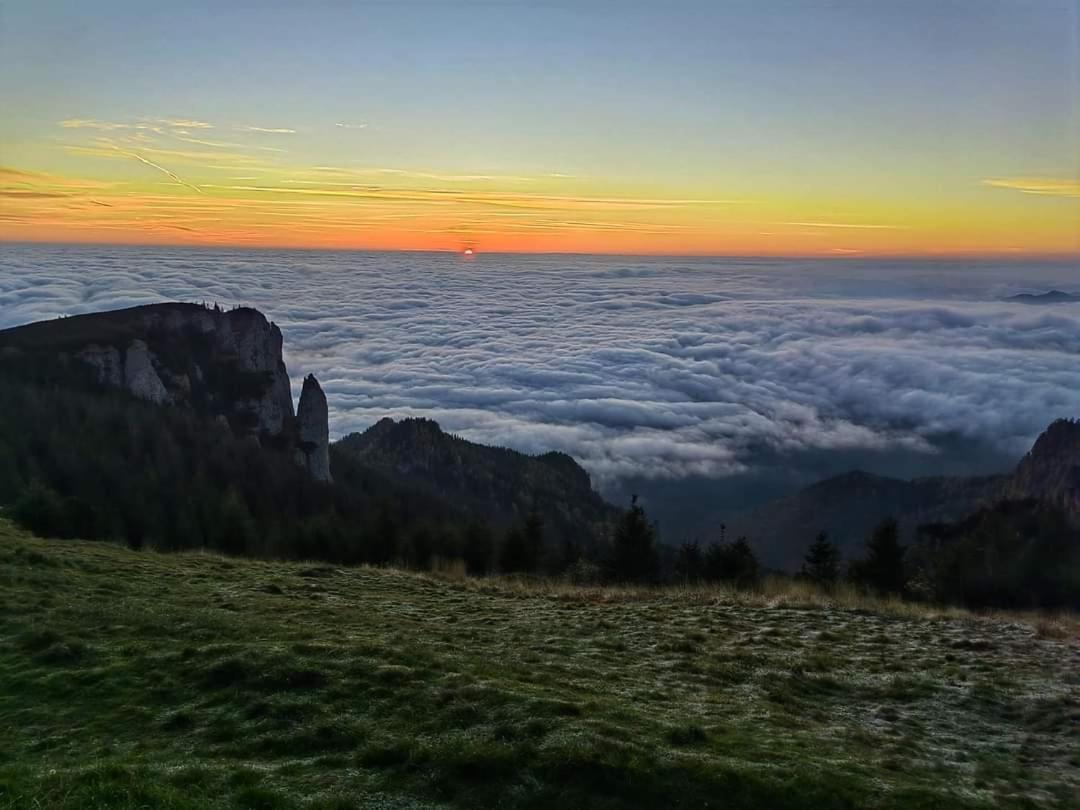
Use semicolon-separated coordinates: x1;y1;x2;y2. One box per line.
334;417;619;544
724;470;1005;571
1005;290;1080;304
729;419;1080;571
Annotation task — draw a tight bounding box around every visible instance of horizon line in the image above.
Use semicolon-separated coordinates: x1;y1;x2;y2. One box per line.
3;238;1078;263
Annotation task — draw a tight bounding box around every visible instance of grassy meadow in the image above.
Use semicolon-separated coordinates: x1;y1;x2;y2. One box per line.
1;519;1077;809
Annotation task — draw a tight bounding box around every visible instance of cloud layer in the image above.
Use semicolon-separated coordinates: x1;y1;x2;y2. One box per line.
2;246;1079;488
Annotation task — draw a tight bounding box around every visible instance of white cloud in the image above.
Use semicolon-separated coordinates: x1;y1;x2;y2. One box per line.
1;251;1078;488
61;117;214;131
982;177;1080;197
239;126;297;134
778;221;906;230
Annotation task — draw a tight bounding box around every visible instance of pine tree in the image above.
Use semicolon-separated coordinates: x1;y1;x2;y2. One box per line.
407;526;434;570
851;517;906;594
369;504;400;566
703;537;760;588
674;541;704;582
802;531;840;585
728;537;759;587
461;520;494;576
500;526;529;573
522;509;544;572
610;495;658;583
217;488;255;556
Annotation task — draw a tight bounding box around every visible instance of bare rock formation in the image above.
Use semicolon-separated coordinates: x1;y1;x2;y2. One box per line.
0;302;334;483
124;340;169;404
77;344;123;387
295;374;332;482
223;308;294;436
1006;418;1080;524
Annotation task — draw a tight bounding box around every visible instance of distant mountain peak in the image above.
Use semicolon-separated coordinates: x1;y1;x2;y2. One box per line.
335;415;616;545
1005;290;1080;304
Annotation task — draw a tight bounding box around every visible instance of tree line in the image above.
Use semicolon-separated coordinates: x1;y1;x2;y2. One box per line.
1;364;1076;608
788;510;1078;610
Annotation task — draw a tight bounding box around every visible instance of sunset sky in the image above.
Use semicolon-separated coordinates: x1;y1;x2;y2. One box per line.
1;1;1077;256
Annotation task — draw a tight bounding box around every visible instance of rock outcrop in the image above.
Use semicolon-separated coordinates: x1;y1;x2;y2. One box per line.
123;340;169;404
295;375;332;482
1006;418;1080;524
1;302;294;436
77;344;123;388
220;307;294;436
0;302;331;482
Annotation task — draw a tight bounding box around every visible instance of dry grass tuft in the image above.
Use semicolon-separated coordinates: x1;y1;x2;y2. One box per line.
424;569;1078;637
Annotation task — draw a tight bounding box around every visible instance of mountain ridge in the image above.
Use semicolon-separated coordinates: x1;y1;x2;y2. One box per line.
724;419;1080;571
722;469;1006;570
335;416;618;548
1005;290;1080;304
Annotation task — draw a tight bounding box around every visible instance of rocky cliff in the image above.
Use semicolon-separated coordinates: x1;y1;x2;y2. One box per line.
1006;418;1080;523
0;302;330;481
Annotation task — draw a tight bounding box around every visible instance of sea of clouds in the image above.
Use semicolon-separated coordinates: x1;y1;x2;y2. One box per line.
2;243;1079;496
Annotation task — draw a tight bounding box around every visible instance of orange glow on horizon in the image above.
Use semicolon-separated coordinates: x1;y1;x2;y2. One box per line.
1;135;1076;258
2;4;1077;261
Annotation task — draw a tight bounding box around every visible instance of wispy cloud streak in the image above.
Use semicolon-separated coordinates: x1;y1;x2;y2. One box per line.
778;221;906;230
239;126;297;134
982;177;1080;197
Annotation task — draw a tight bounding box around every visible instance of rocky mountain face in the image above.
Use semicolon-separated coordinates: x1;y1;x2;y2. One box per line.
1006;419;1080;523
0;303;330;481
334;417;618;545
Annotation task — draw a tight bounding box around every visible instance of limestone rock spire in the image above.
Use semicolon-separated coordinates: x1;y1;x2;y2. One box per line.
295;374;332;482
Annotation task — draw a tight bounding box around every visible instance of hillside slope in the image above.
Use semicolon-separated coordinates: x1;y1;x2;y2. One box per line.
1;521;1076;809
1007;418;1080;524
728;419;1080;572
335;417;619;547
725;470;1003;570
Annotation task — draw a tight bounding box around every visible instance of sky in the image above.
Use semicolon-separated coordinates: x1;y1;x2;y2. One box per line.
1;0;1078;255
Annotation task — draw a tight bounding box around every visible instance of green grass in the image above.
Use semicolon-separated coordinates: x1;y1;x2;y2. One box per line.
0;520;1077;809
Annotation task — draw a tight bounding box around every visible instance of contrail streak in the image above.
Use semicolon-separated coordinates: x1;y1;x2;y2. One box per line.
117;148;203;194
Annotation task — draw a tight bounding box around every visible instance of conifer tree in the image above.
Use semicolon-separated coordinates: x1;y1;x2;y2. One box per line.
802;531;840;585
500;526;528;573
674;541;704;582
850;517;906;594
461;519;494;576
610;495;658;583
522;509;544;572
